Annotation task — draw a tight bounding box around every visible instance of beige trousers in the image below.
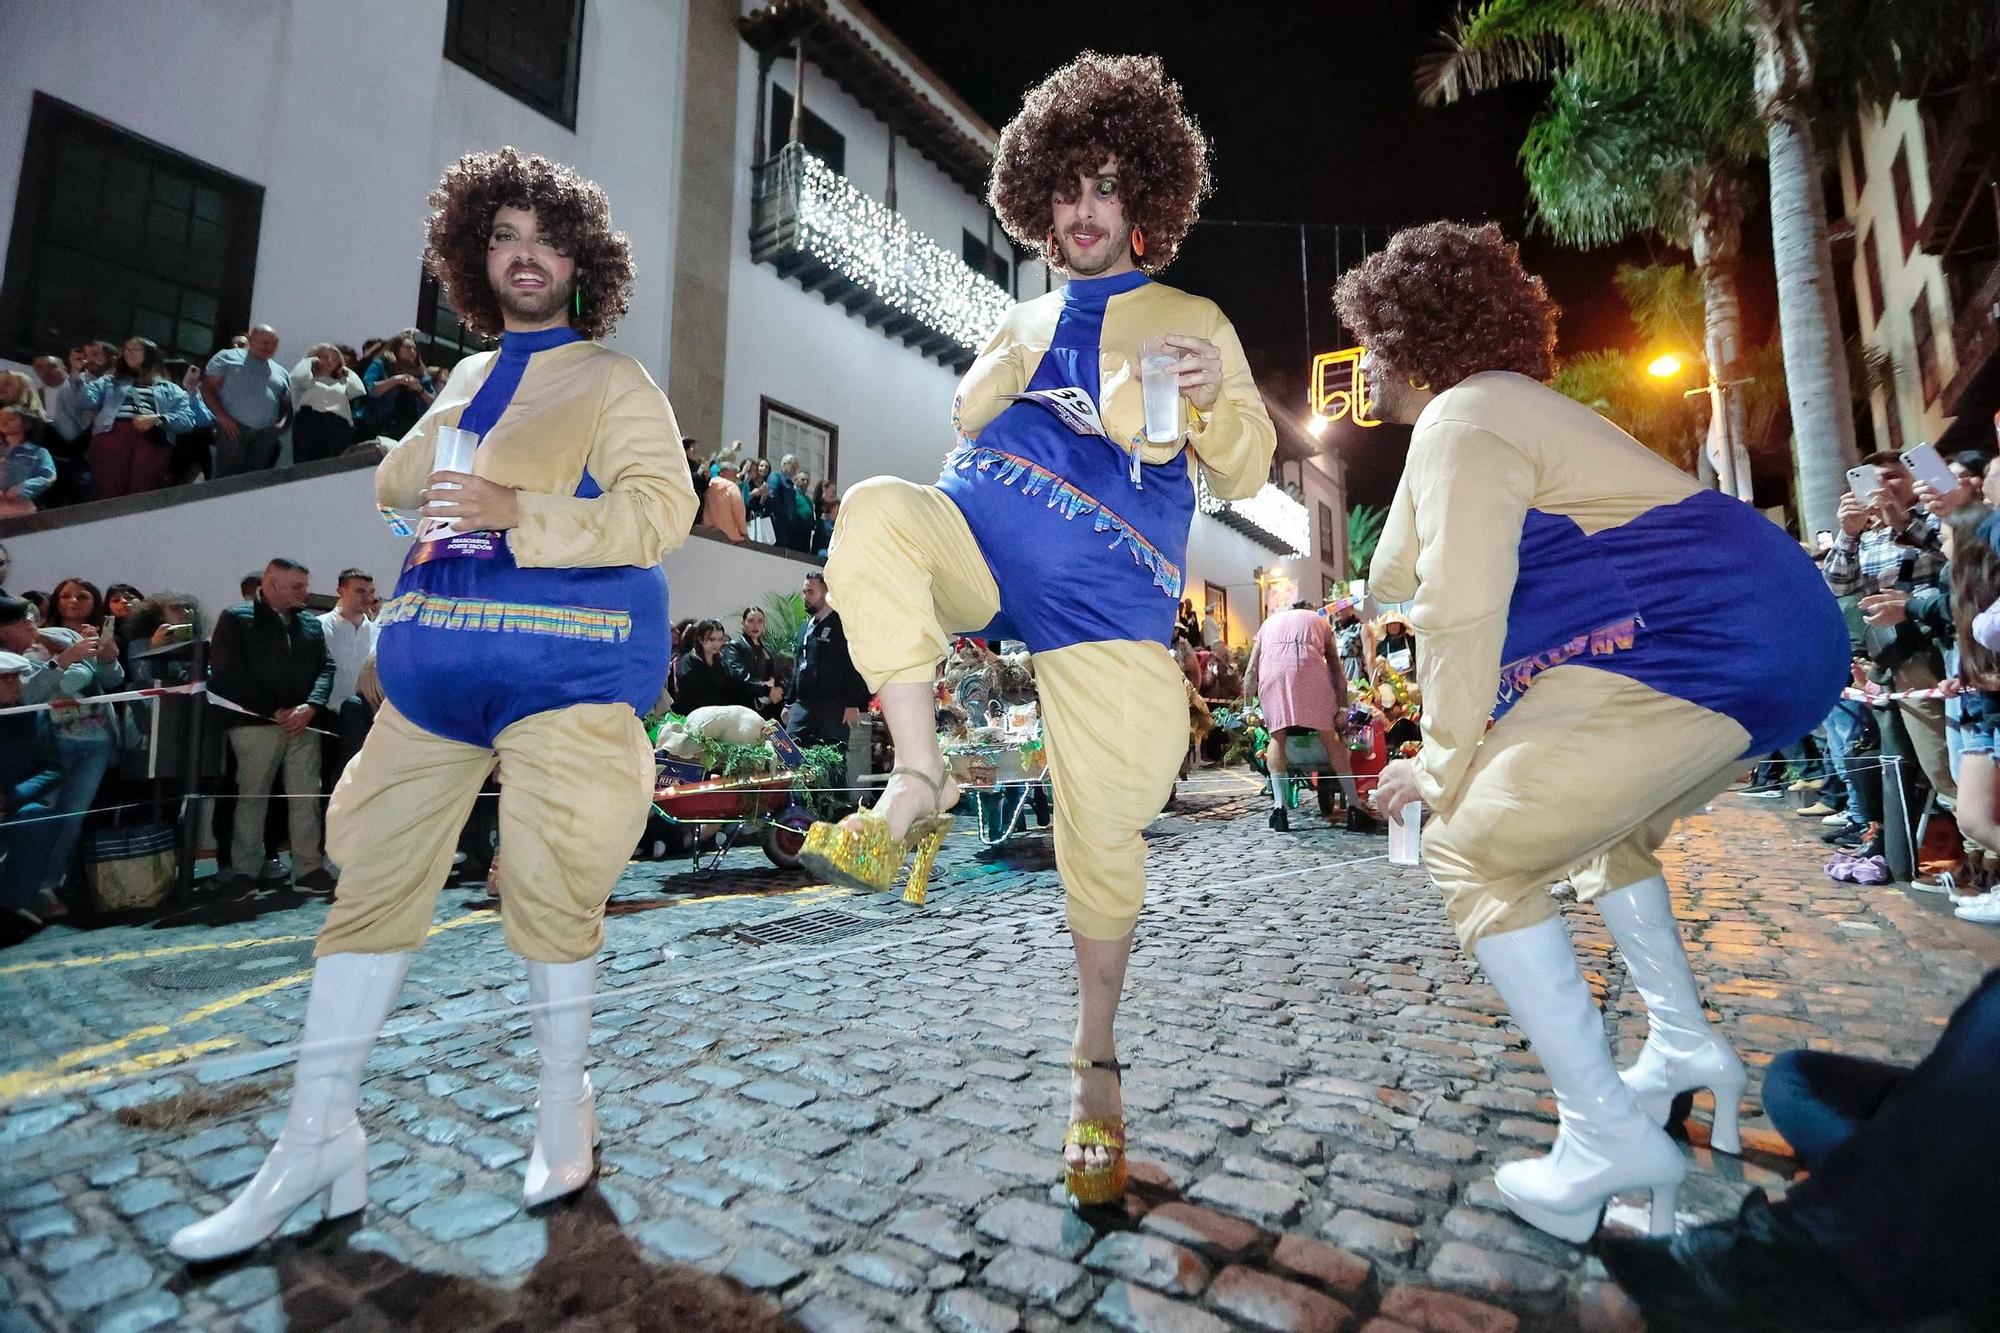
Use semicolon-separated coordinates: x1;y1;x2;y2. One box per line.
228;725;324;877
826;477;1188;939
1424;665;1749;946
317;700;654;962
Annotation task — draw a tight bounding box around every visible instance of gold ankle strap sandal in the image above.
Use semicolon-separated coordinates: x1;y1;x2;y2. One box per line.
798;766;954;903
1064;1056;1128;1207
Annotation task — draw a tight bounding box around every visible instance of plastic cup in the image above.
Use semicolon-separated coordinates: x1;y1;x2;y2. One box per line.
1388;802;1423;866
1140;335;1181;444
427;426;479;536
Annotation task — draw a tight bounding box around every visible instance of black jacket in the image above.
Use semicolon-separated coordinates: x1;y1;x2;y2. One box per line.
723;634;782;715
794;610;869;716
671;650;750;714
207;596;334;725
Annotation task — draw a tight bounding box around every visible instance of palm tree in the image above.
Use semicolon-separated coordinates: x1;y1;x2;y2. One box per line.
1428;0;1998;534
1422;1;1763;499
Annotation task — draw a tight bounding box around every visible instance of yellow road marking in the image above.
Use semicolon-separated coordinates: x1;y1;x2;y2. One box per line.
0;1040;243;1102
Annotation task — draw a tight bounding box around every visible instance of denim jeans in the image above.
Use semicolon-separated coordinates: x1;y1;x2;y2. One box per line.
43;726;117;893
0;801;57;910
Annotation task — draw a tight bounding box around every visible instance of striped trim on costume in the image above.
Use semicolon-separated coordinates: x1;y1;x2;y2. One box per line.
944;443;1184;599
380;591;632;643
1497;616;1640;705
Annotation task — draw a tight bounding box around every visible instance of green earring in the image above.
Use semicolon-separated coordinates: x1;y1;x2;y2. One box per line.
573;287;582;317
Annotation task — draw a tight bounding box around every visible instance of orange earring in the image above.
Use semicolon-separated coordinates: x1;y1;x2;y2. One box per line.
1131;226;1147;258
1046;229;1060;264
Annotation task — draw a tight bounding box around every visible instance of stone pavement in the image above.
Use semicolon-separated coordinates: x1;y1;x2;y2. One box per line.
1;773;1994;1332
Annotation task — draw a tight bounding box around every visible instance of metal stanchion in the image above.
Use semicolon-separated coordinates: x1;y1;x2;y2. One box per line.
174;642;209;904
1877;705;1916;882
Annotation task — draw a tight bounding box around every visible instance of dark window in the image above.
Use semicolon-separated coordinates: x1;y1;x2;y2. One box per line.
767;86;845;175
1884;399;1905;452
415;272;487;371
1891;142;1919;257
1862;226;1887;326
0;93;261;365
961;230;1011;288
758;395;838;489
443;0;585;130
1912;287;1940;405
1318;501;1336;564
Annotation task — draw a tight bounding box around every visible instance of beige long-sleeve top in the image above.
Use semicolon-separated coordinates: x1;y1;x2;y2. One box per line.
951;278;1275;502
1370;371;1707;815
376;339;697;568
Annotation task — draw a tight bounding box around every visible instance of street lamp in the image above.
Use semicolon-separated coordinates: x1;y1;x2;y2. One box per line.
1643;350;1750;501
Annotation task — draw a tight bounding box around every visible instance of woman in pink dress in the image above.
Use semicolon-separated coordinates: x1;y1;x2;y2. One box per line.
1247;602;1361;831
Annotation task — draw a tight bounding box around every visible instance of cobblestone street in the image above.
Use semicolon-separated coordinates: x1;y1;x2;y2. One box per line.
2;774;1994;1333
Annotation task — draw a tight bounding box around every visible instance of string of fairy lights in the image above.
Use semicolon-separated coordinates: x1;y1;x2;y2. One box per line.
788;145;1012;352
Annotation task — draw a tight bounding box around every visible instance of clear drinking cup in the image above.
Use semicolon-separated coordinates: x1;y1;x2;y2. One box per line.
428;426;479;536
1139;335;1182;444
1388;802;1424;866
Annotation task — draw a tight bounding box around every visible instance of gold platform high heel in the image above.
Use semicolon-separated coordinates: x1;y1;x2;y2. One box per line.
799;766;954;904
1064;1056;1128;1207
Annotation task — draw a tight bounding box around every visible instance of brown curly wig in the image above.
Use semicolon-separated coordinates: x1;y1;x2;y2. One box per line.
423;148;635;342
989;53;1211;276
1332;222;1559;389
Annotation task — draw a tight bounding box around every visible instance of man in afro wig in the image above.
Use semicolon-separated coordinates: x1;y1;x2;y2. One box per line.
804;53;1274;1210
171;150;699;1262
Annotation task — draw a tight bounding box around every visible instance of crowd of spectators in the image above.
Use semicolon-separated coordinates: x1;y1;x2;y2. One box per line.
0;542;872;944
682;437;837;557
0;325;447;517
1762;436;2000;923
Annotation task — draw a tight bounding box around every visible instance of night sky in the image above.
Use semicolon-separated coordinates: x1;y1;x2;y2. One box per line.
864;0;1685;505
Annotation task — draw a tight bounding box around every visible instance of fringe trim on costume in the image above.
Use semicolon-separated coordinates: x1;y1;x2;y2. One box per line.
1496;616;1639;704
380;591;632;643
944;443;1184;599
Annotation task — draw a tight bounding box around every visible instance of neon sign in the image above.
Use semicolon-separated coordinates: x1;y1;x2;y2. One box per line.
1311;346;1381;428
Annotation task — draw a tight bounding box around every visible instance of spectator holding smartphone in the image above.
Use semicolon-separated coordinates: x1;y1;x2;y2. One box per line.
361;332;435;440
1827;453;1955;821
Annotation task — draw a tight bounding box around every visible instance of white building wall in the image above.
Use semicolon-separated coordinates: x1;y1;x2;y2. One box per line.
1840;99;1959;448
718;36;1053;490
2;0;688;377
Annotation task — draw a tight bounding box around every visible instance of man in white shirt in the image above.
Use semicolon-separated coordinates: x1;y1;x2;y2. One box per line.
317;568;378;779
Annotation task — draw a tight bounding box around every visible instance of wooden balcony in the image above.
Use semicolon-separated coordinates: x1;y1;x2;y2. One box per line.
1941;259;2000;418
1919;74;1999;259
749;144;1009;374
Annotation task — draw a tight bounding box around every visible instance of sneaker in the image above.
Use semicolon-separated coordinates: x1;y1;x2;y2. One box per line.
1744;784;1787;799
1954;894;2000;923
293;868;338;896
1268;807;1289;833
1821;820;1868;846
1796;801;1839;817
31;889;67;921
1788;778;1827;793
260;856;288;882
1822;811;1855;826
1910;868;1959;895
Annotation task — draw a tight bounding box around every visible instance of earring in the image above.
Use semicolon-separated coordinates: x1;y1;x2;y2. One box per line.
1045;229;1060;265
573;283;584;317
1131;226;1146;259
1408;376;1430;392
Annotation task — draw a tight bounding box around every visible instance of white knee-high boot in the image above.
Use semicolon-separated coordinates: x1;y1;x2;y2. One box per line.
1597;874;1747;1153
1474;917;1686;1243
169;951;411;1261
523;956;598;1207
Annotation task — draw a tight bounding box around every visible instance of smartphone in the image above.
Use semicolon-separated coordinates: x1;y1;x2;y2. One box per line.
166;622;195;644
1846;464;1884;502
101;616;115;639
1900;442;1957;496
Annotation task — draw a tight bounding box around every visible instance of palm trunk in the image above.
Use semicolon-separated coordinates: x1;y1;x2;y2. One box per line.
1689;170;1753;501
1753;1;1856;536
